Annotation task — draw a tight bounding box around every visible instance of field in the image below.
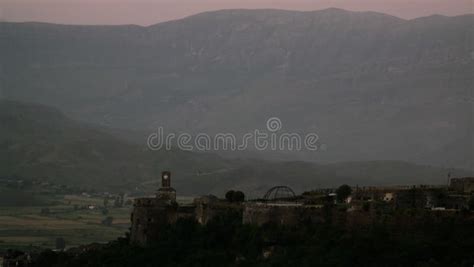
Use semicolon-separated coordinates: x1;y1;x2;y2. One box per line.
0;194;132;252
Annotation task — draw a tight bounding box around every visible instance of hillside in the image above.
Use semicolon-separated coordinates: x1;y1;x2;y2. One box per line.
0;9;474;168
0;100;235;193
1;9;472;169
1;100;471;197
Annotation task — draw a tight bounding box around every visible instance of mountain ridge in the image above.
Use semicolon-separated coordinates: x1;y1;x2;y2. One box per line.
1;9;472;169
4;8;474;28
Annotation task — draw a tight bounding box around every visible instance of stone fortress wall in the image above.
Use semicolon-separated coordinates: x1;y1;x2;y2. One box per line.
130;173;474;246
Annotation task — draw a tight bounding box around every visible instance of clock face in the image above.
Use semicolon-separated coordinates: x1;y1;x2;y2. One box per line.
163;175;169;180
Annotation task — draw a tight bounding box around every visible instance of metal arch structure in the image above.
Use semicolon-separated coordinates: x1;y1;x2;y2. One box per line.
263;186;296;201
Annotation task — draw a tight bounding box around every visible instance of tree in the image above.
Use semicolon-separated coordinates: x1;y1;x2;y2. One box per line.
225;190;235;202
225;190;245;202
233;191;245;202
336;184;352;203
114;193;124;208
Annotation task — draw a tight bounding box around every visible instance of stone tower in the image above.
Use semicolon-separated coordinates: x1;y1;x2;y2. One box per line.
157;171;176;201
130;171;178;246
161;171;171;188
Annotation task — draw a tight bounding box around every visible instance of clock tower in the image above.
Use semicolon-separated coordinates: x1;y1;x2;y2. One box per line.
162;171;171;188
157;171;176;201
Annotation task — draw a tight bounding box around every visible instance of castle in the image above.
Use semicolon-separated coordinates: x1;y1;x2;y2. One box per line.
130;171;241;245
130;171;193;245
130;172;474;246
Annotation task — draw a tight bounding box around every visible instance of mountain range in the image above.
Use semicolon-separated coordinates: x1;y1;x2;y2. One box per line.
0;8;472;170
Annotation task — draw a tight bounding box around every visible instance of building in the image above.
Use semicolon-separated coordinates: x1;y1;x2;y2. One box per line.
130;171;179;246
130;171;234;246
194;195;242;225
130;175;472;246
1;250;34;267
242;186;326;226
450;177;474;193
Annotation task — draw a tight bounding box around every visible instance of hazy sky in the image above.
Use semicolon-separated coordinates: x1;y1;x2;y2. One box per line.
1;0;472;26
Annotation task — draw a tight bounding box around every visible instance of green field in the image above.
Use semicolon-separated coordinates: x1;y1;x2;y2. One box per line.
0;194;132;252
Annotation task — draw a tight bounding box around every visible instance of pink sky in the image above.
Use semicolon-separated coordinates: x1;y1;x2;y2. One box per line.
1;0;472;25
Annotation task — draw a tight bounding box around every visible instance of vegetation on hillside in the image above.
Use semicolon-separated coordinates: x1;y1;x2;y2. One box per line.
30;212;474;266
1;100;471;196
